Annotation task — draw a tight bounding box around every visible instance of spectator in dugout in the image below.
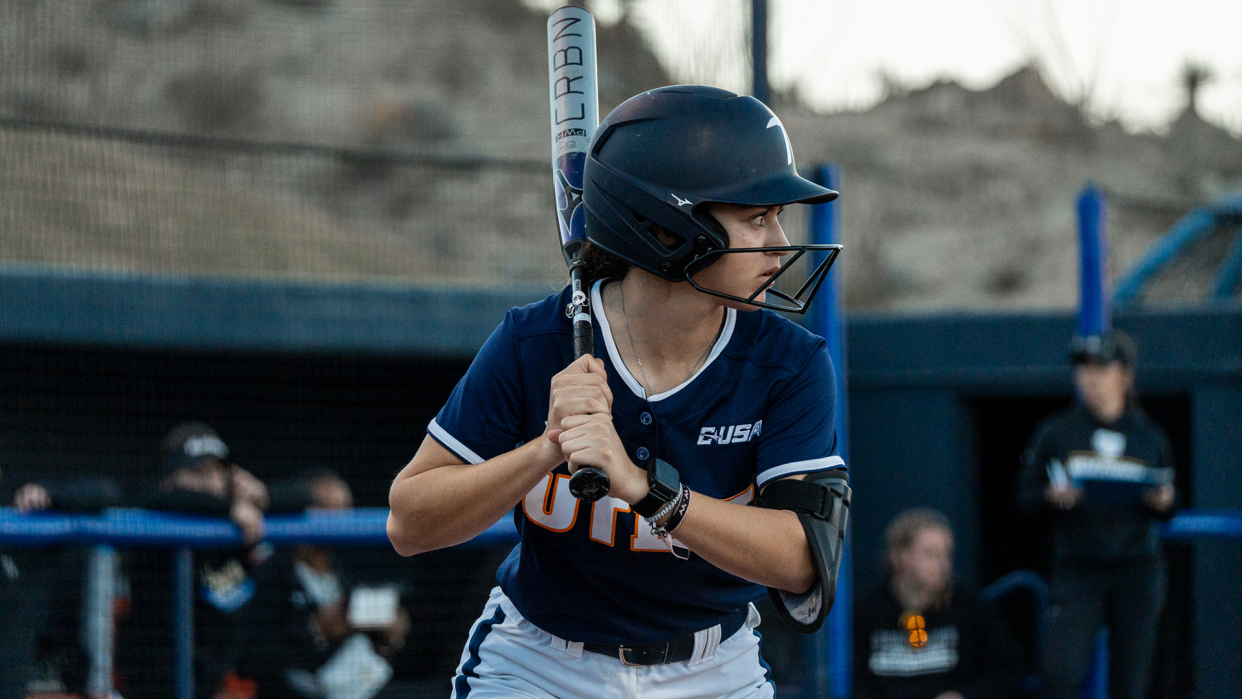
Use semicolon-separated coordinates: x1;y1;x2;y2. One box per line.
241;468;410;699
1;464;120;698
1019;329;1176;699
117;422;269;699
854;508;1023;699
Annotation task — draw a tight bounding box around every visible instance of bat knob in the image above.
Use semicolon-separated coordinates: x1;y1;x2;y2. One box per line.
568;467;610;502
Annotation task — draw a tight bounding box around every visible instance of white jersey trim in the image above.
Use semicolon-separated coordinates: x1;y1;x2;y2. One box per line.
428;418;485;465
756;455;846;487
591;280;736;403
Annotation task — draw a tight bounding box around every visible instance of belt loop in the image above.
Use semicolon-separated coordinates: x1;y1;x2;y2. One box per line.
687;622;722;666
550;635;585;658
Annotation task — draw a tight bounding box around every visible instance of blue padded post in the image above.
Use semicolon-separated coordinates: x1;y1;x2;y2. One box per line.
1077;184;1110;338
809;162;852;699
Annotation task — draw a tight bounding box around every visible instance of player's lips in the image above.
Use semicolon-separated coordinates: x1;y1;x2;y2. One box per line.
758;266;781;280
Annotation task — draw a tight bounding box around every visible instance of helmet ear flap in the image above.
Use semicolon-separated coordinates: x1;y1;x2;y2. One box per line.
692;207;728;246
586;160;716;280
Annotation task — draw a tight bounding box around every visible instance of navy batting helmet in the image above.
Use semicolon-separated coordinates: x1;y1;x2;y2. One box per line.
582;85;841;313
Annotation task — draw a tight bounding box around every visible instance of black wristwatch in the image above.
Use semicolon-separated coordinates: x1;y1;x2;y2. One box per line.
632;459;681;518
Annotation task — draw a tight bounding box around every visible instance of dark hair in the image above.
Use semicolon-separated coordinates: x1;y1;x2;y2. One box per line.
578;242;630;282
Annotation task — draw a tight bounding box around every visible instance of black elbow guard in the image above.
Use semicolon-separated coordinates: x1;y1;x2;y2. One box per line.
753;468;851;633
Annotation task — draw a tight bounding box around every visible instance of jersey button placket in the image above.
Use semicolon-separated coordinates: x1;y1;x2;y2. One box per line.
636;446;650;461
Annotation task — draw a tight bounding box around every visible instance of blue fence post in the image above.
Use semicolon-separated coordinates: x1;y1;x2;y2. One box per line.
1080;629;1110;699
174;546;195;699
1076;183;1110;337
807;162;852;699
83;544;117;696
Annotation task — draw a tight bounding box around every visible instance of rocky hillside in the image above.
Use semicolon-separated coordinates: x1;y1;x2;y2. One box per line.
2;0;1239;309
784;68;1242;310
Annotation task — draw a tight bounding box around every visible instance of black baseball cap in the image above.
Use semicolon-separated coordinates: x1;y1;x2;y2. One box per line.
161;422;230;477
1070;329;1137;368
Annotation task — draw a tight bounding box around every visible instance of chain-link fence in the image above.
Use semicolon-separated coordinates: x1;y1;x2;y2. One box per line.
0;5;772;696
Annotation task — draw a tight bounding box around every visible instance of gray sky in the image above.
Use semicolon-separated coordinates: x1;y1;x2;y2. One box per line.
529;0;1242;135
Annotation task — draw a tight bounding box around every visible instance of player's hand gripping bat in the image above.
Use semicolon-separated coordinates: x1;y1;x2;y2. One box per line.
548;6;608;502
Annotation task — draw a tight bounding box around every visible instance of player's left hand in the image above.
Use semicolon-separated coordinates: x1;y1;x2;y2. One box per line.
1143;483;1175;511
554;413;647;504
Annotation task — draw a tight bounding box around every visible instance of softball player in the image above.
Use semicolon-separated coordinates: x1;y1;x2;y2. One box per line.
388;86;852;699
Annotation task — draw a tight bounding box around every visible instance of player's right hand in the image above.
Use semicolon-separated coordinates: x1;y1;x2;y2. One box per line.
544;354;613;443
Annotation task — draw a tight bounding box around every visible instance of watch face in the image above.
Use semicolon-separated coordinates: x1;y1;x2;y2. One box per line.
634;459;682;518
649;459;680;497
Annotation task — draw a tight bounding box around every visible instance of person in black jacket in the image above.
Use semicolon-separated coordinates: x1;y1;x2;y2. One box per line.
856;508;1023;699
1018;330;1175;699
116;422;269;699
1;468;120;698
242;468;409;699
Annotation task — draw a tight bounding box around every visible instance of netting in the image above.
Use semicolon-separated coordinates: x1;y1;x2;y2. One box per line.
0;343;512;697
7;2;1221;699
0;0;693;286
0;3;792;698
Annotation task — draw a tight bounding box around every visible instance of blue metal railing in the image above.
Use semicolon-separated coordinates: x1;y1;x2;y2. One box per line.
982;570;1049;696
2;508;1239;699
1113;193;1242;305
0;507;517;699
0;506;519;548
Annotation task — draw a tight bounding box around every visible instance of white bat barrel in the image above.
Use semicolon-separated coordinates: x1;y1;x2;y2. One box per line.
547;6;598;250
548;6;598;162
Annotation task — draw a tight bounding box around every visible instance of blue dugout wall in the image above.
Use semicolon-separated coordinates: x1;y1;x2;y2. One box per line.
3;266;1240;696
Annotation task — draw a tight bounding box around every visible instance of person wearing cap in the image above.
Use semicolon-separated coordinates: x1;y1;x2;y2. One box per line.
1;466;120;697
1018;330;1176;699
117;422;270;699
242;469;411;699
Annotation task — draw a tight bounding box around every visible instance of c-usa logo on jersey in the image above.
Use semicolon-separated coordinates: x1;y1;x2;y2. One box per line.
698;420;762;445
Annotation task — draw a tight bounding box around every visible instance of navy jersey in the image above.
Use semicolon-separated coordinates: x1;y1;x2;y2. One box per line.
430;281;844;645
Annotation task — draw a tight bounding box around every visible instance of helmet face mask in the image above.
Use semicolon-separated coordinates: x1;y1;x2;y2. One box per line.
686;244;842;314
583;86;841;315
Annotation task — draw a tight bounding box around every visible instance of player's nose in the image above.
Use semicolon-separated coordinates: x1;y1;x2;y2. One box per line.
767;219;790;251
